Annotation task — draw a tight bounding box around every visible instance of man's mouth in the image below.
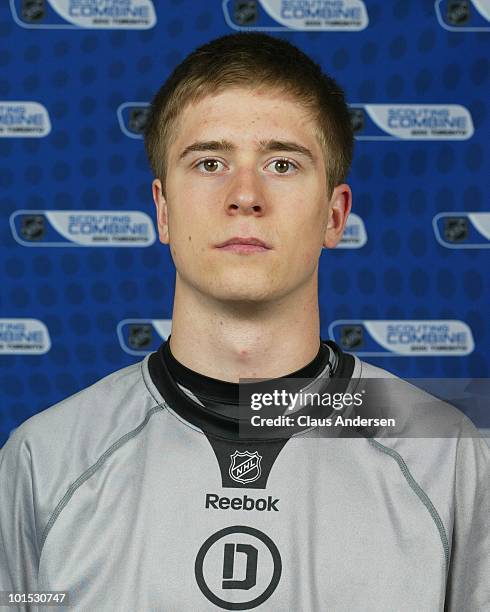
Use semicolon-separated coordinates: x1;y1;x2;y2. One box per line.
215;237;272;253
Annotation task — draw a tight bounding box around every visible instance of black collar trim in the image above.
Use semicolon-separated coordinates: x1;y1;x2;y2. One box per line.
148;340;355;440
162;336;332;405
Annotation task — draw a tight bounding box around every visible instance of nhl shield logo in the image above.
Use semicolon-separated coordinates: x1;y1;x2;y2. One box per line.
128;107;150;135
349;108;365;133
444;217;468;243
341;325;364;350
22;0;46;22
128;324;153;349
234;1;258;25
21;215;45;241
447;0;471;25
229;450;262;484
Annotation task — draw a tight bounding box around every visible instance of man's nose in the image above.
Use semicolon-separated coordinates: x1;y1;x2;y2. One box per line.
224;167;265;216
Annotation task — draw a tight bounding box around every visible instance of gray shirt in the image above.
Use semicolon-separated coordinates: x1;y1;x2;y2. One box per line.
1;350;489;611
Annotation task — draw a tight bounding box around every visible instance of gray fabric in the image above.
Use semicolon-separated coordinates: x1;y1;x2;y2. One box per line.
1;354;489;611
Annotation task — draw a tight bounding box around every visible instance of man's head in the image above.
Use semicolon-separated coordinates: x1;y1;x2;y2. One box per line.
144;33;353;198
144;33;354;306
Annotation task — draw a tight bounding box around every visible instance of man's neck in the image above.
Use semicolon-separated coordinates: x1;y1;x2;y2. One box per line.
168;277;321;383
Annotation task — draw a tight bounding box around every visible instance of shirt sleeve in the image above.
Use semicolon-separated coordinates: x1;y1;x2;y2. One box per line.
0;427;40;603
444;418;490;611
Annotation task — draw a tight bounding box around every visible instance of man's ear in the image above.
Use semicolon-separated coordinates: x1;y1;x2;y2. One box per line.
323;183;352;249
151;178;169;245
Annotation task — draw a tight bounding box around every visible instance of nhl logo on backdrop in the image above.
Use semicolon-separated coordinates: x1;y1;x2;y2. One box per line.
341;325;364;350
447;0;471;25
234;0;258;25
13;0;157;29
349;107;365;133
128;107;150;135
229;450;262;484
444;217;468;242
22;0;45;22
128;324;153;350
20;215;45;241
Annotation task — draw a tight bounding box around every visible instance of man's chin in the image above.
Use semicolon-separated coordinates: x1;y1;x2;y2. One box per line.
211;288;276;304
204;279;280;305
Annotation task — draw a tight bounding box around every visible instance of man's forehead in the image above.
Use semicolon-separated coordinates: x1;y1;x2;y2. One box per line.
179;86;314;126
173;92;319;151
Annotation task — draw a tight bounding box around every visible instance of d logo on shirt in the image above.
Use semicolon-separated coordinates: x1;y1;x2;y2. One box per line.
195;525;282;609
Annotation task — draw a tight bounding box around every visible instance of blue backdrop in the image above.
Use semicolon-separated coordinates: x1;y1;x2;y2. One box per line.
1;0;489;447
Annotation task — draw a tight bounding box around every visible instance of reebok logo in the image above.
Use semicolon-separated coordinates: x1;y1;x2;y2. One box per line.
205;493;279;512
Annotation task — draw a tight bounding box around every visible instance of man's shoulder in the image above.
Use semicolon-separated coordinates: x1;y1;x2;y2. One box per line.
0;356;167;555
354;354;489;458
353;356;489;527
355;356;399;380
3;356;160;457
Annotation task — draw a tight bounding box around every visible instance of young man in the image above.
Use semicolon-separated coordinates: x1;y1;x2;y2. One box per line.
1;33;489;611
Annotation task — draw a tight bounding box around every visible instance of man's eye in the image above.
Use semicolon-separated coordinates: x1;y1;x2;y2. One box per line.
195;159;224;173
267;159;298;174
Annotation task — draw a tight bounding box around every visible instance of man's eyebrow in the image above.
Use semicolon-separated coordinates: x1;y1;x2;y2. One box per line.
178;139;316;163
179;140;234;160
260;139;316;162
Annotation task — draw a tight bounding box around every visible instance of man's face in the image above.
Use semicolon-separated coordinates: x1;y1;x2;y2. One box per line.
152;87;351;304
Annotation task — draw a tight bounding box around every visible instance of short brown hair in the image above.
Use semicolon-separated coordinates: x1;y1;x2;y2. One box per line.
144;33;354;196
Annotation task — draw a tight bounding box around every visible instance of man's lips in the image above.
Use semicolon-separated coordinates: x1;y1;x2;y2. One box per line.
215;237;272;253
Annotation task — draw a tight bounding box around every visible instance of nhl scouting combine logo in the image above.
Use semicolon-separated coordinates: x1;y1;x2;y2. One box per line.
433;212;490;249
117;318;171;355
229;451;262;484
0;102;51;137
435;0;490;32
350;104;473;140
10;0;157;29
223;0;369;31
